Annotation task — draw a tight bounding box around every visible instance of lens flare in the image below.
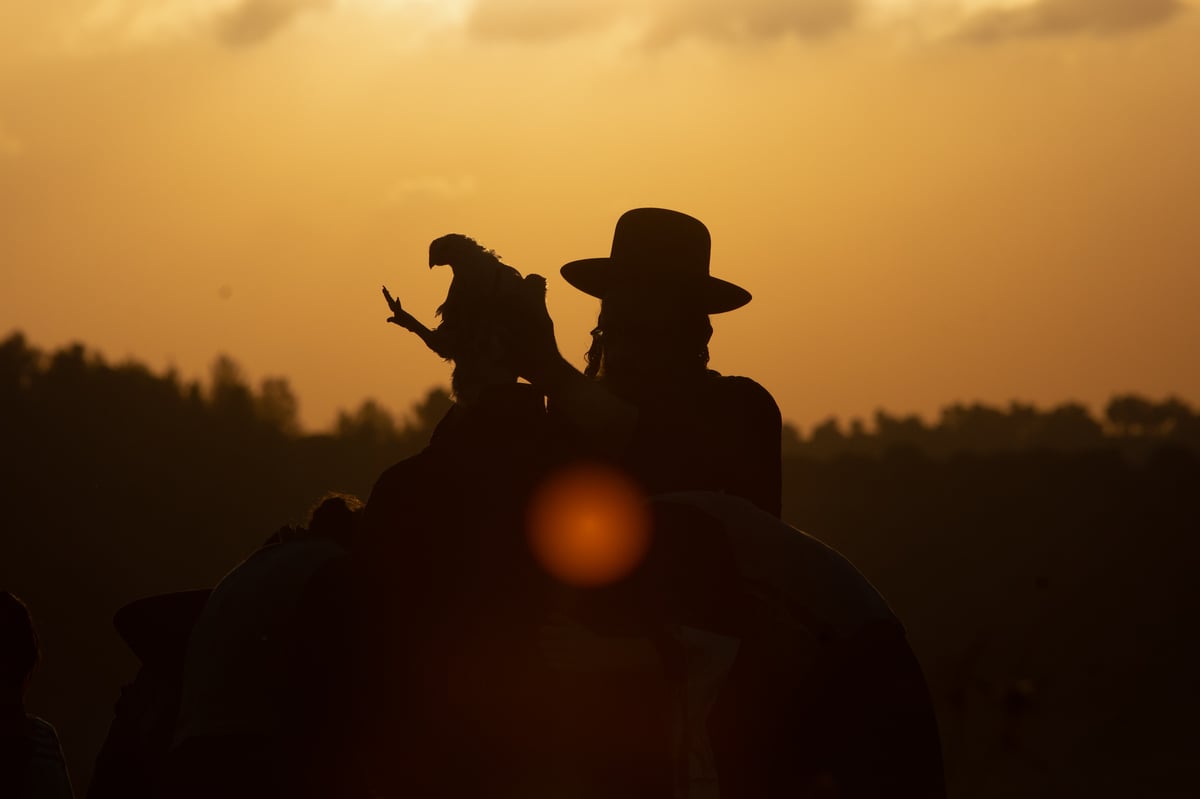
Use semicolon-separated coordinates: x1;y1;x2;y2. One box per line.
527;463;650;587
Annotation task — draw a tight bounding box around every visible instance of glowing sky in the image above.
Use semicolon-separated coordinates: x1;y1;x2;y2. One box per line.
2;0;1198;431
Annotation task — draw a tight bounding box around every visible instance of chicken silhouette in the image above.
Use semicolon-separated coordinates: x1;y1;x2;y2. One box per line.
383;234;537;403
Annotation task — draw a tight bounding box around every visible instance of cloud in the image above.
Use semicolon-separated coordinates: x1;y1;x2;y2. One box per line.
57;0;330;53
215;0;331;48
960;0;1185;43
463;0;858;46
384;176;479;204
466;0;626;42
643;0;859;48
49;0;1196;57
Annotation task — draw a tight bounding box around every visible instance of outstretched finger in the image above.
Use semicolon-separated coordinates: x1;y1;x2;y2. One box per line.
381;286;399;311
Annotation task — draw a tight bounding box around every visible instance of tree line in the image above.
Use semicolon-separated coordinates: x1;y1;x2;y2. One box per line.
784;397;1199;460
5;331;1194;463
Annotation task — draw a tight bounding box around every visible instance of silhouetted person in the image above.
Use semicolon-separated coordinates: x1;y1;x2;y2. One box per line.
383;233;529;405
163;494;365;799
357;385;569;796
531;492;944;798
515;207;783;517
365;258;678;796
88;589;210;799
370;215;784;795
505;209;942;795
369;274;556;794
0;591;74;799
649;492;946;798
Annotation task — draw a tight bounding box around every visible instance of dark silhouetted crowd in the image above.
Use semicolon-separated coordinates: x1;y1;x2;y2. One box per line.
5;209;944;798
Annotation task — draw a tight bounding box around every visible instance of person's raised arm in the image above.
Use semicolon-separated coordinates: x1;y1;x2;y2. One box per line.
507;275;638;457
381;285;452;359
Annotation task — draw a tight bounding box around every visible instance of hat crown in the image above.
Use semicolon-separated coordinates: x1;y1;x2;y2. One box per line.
609;208;711;284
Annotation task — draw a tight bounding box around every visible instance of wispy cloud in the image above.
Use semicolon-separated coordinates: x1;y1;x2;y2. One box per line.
958;0;1186;43
60;0;331;53
460;0;1190;48
383;176;479;205
466;0;626;42
463;0;859;46
40;0;1200;58
215;0;332;49
643;0;859;49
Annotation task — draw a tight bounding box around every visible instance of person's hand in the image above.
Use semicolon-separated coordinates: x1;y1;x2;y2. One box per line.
504;274;566;386
503;275;638;451
381;285;419;331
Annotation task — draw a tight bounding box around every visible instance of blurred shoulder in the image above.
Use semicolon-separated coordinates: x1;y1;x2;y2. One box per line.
367;449;436;505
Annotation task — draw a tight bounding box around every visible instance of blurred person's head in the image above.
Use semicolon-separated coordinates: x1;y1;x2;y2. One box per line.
0;591;39;704
306;492;364;549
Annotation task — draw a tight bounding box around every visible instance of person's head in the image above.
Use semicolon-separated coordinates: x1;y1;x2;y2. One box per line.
429;233;538;406
0;591;39;703
306;492;364;549
585;293;713;388
562;208;750;390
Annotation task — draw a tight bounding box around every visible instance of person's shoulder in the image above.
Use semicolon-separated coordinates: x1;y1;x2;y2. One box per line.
367;448;435;504
704;371;774;398
374;448;433;485
113;589;211;668
704;373;781;418
362;447;447;545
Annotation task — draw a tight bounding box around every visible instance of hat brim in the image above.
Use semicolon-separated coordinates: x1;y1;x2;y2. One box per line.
114;589;212;667
561;258;752;314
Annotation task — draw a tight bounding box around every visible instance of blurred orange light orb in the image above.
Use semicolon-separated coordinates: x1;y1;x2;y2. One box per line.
527;464;651;587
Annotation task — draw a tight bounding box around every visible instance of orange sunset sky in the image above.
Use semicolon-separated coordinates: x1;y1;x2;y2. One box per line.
2;0;1198;433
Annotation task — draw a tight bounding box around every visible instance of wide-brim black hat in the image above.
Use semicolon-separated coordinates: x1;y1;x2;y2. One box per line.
113;589;211;667
561;208;751;314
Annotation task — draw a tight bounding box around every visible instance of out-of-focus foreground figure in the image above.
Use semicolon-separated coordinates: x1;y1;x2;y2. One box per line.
1;591;74;799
